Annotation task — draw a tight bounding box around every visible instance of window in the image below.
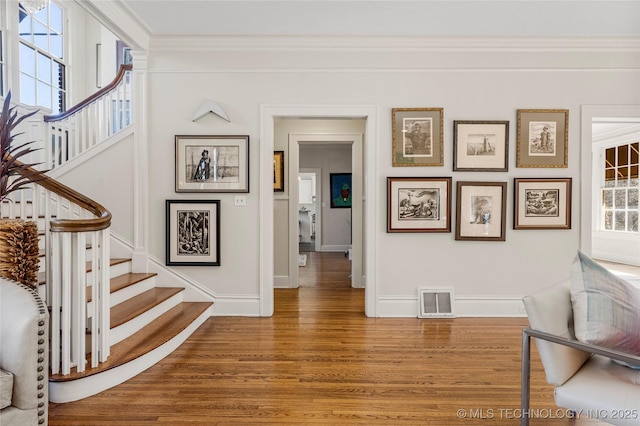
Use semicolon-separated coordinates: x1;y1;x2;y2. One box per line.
601;142;639;233
18;2;66;113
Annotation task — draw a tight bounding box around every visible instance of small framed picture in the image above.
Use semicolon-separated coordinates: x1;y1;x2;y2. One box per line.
166;200;220;266
387;177;452;233
273;151;284;192
514;178;572;229
392;108;444;167
455;181;507;241
516;109;569;168
175;135;249;193
453;120;509;171
330;173;352;208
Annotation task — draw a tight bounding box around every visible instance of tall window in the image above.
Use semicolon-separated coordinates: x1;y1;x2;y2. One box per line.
601;142;639;232
18;2;66;113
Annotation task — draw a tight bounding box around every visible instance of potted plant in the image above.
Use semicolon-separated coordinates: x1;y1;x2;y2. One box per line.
0;91;47;287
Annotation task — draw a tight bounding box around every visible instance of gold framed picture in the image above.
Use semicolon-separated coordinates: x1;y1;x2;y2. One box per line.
392;108;444;167
273;151;284;192
516;109;569;168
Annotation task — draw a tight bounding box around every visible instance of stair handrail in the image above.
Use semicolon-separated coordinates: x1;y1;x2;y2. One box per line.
42;64;133;170
14;160;111;231
43;64;133;123
10;161;112;376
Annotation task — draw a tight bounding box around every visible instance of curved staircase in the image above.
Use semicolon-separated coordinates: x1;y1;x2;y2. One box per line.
49;256;212;402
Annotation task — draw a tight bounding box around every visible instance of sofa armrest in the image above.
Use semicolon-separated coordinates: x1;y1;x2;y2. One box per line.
520;327;640;426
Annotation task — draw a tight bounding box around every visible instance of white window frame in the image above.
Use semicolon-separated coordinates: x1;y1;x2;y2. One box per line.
17;0;67;113
589;116;640;266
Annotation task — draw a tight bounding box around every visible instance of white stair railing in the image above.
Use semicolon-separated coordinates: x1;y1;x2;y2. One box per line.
1;166;112;375
44;64;133;170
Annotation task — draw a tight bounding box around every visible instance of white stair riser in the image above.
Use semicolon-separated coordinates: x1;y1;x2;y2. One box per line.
110;291;184;345
86;274;157;317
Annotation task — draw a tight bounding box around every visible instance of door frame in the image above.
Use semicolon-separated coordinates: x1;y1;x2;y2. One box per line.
289;135;363;289
259;104;378;317
299;167;322;252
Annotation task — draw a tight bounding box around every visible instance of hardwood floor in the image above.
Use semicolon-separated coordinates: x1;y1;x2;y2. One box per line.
48;253;607;425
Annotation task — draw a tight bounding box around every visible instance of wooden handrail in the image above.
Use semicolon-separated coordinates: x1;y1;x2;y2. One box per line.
43;64;133;123
14;160;111;232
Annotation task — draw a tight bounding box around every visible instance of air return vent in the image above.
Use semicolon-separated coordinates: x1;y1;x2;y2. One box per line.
418;288;455;318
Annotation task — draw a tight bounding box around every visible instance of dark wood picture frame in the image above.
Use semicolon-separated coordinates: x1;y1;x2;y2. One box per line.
514;178;572;229
392;108;444;167
455;181;507;241
453;120;509;172
166;200;220;266
387;177;452;233
273;151;284;192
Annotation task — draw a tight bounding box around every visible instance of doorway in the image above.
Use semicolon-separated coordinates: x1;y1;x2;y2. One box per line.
298;169;321;253
288;134;362;291
259;105;378;318
581;105;640;265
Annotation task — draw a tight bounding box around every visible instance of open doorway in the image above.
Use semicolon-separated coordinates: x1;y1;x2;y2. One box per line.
260;105;378;318
298;169;321;253
581;106;640;267
288;134;362;290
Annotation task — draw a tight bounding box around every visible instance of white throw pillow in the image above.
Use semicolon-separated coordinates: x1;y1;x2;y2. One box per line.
0;369;13;409
570;251;640;357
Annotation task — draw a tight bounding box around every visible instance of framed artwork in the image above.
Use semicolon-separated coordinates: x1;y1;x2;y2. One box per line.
273;151;284;192
330;173;352;208
514;178;572;229
516;109;569;168
387;177;452;233
175;135;249;193
453;120;509;171
392;108;444;167
166;200;220;266
455;181;507;241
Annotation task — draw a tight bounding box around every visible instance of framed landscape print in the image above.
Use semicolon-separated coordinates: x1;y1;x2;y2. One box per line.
273;151;284;192
455;181;507;241
330;173;352;208
514;178;572;229
516;109;569;168
175;135;249;193
166;200;220;266
453;120;509;171
392;108;444;167
387;177;452;233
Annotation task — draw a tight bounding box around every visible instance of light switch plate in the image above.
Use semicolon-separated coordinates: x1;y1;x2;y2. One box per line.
234;196;246;207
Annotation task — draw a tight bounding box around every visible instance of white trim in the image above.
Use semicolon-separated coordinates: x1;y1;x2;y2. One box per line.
210;295;261;317
376;296;527;318
581;105;640;258
260;105;378;317
151;35;640;52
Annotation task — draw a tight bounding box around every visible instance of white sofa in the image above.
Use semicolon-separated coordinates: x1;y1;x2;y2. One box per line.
521;280;640;426
0;278;49;425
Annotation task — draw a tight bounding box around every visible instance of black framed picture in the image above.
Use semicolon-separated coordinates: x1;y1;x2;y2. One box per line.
330;173;352;208
166;200;220;266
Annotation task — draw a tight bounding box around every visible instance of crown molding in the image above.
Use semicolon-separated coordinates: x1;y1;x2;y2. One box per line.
150;35;640;53
74;0;151;50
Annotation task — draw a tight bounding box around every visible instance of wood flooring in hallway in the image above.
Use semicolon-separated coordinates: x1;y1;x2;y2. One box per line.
48;252;607;425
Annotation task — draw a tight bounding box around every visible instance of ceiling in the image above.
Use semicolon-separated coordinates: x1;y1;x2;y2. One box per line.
119;1;640;38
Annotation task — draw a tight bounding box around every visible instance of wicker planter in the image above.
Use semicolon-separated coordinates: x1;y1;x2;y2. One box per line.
0;218;39;287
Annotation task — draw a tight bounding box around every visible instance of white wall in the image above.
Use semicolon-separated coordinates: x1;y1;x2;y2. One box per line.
140;41;639;316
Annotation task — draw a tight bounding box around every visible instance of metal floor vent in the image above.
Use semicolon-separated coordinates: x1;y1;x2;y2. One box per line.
418;288;455;318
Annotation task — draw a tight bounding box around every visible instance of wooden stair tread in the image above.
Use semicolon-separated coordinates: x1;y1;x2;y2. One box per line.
49;301;212;382
86;257;129;273
86;272;157;303
110;287;184;328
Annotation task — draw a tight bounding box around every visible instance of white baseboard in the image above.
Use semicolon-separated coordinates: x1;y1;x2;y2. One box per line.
211;295;261;316
376;296;527;318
